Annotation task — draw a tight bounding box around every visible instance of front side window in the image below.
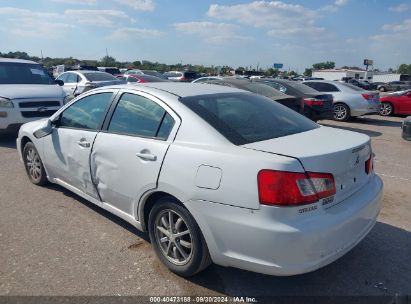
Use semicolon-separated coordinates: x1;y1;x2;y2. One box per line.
57;73;68;83
108;93;175;139
181;93;318;145
59;92;113;130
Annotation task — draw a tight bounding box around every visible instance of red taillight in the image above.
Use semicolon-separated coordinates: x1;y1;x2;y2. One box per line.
362;93;372;100
304;98;323;106
365;155;373;174
257;170;336;206
180;77;186;81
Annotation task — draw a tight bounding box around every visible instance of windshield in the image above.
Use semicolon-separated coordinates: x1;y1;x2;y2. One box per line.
181;93;318;145
0;62;55;85
83;72;117;81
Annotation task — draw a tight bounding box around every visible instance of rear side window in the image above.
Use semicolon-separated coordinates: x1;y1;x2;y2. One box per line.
108;93;175;139
181;93;318;145
59;92;113;130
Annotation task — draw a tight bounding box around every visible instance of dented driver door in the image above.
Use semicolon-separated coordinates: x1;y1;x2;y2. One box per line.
90;90;180;218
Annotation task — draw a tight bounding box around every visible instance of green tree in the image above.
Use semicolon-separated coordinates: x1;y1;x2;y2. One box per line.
397;64;411;75
304;68;313;77
100;55;117;67
312;61;335;70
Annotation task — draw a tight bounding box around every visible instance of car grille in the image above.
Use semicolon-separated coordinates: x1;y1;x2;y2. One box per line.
21;110;57;118
19;101;61;108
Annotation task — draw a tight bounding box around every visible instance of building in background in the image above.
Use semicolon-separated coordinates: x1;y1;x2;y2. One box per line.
312;69;373;81
372;72;411;82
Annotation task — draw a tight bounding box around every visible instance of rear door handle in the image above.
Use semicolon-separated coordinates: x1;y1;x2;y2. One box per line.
136;152;157;161
77;140;90;148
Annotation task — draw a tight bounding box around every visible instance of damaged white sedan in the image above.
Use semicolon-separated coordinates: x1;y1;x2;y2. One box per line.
17;83;383;277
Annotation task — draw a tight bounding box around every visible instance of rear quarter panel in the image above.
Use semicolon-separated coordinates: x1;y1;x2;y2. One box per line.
158;142;304;210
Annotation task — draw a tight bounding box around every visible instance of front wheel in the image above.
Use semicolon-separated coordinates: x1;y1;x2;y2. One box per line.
23;142;48;185
379;102;393;116
333;103;350;121
148;198;211;277
379;87;386;92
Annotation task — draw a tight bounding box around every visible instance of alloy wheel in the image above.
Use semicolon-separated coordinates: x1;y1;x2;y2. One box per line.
26;148;42;181
154;209;193;266
379;103;392;116
334;104;348;120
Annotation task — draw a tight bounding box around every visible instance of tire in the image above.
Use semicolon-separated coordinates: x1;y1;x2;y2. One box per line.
379;102;393;116
333;103;350;121
22;142;48;186
379;87;386;92
148;197;211;277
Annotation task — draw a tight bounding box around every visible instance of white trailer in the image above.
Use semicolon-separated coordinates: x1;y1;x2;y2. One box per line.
372;73;402;83
312;69;373;81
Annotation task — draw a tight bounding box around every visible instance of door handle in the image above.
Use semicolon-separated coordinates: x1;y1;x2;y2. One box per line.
136;152;157;161
77;140;90;148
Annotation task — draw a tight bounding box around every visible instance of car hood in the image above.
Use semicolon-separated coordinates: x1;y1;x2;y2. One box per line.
0;84;65;100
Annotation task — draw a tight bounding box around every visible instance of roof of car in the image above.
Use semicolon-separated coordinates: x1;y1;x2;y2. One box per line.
103;82;244;97
0;58;39;64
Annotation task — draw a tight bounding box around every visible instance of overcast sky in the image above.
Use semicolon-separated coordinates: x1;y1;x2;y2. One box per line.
0;0;410;72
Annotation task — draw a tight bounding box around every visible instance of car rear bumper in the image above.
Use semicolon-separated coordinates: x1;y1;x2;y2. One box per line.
351;101;380;117
304;107;334;121
186;174;383;276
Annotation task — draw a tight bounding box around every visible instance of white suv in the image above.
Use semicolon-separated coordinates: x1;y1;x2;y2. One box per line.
0;58;67;134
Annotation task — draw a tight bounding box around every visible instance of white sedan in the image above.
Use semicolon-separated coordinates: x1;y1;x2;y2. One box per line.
17;83;383;277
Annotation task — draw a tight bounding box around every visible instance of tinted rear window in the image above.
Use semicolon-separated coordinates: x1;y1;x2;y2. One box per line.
340;82;365;92
83;72;117;81
180;93;318;145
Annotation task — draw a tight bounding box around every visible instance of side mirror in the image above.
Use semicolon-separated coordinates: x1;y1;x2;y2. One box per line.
55;79;64;86
33;119;53;139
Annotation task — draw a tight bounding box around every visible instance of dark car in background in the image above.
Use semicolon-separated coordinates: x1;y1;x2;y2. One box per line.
372;82;396;92
254;78;333;121
164;71;199;82
197;77;304;114
347;79;376;90
388;81;411;91
97;67;121;76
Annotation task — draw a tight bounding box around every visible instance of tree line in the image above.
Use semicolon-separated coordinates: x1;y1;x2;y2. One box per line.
1;51;408;77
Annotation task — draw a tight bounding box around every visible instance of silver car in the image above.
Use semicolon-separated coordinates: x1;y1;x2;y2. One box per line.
56;70;125;99
303;80;380;121
17;83;382;277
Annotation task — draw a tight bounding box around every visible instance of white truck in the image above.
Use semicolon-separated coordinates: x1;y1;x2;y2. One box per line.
0;58;67;134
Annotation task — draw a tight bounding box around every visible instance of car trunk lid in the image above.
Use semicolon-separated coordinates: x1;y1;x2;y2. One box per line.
242;126;373;208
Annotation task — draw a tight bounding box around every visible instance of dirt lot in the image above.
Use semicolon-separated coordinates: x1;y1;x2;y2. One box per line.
0;115;410;298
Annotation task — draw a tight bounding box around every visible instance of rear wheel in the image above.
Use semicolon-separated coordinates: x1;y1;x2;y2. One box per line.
23;142;48;185
148;198;211;277
379;86;386;92
333;103;350;121
379;102;393;116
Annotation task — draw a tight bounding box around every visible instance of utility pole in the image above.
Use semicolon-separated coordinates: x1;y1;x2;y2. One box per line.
105;48;109;66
